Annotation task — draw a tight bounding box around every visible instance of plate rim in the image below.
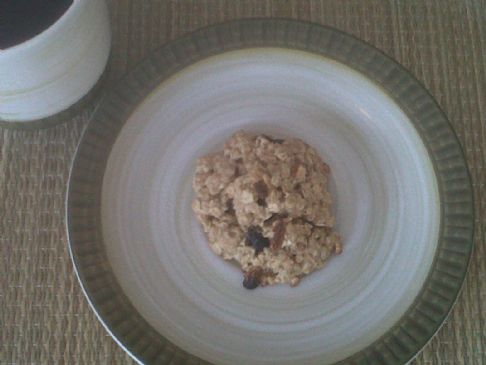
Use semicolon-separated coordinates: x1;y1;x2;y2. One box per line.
66;18;474;365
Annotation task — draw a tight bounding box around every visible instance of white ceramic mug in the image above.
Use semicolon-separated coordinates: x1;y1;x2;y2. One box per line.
0;0;111;123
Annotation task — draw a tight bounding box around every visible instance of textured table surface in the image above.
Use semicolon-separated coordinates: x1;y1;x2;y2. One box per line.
1;1;485;364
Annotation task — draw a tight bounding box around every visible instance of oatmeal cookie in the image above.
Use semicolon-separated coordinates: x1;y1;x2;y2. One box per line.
192;131;342;289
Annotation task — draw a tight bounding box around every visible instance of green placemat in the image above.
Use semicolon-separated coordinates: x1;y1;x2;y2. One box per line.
1;1;485;364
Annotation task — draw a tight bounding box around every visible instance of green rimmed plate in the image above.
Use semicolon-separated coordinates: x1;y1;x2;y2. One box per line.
67;19;474;365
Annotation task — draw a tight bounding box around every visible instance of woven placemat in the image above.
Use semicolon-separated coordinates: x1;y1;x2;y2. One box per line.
1;1;484;364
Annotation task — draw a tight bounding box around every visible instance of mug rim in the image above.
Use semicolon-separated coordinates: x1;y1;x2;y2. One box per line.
0;0;111;124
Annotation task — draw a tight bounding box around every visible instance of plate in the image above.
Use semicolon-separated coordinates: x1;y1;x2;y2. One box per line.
67;19;474;365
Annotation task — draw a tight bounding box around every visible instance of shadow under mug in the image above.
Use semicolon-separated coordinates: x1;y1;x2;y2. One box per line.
0;0;111;124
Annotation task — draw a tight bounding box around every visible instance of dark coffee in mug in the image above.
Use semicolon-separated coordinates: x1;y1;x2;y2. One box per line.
0;0;74;50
